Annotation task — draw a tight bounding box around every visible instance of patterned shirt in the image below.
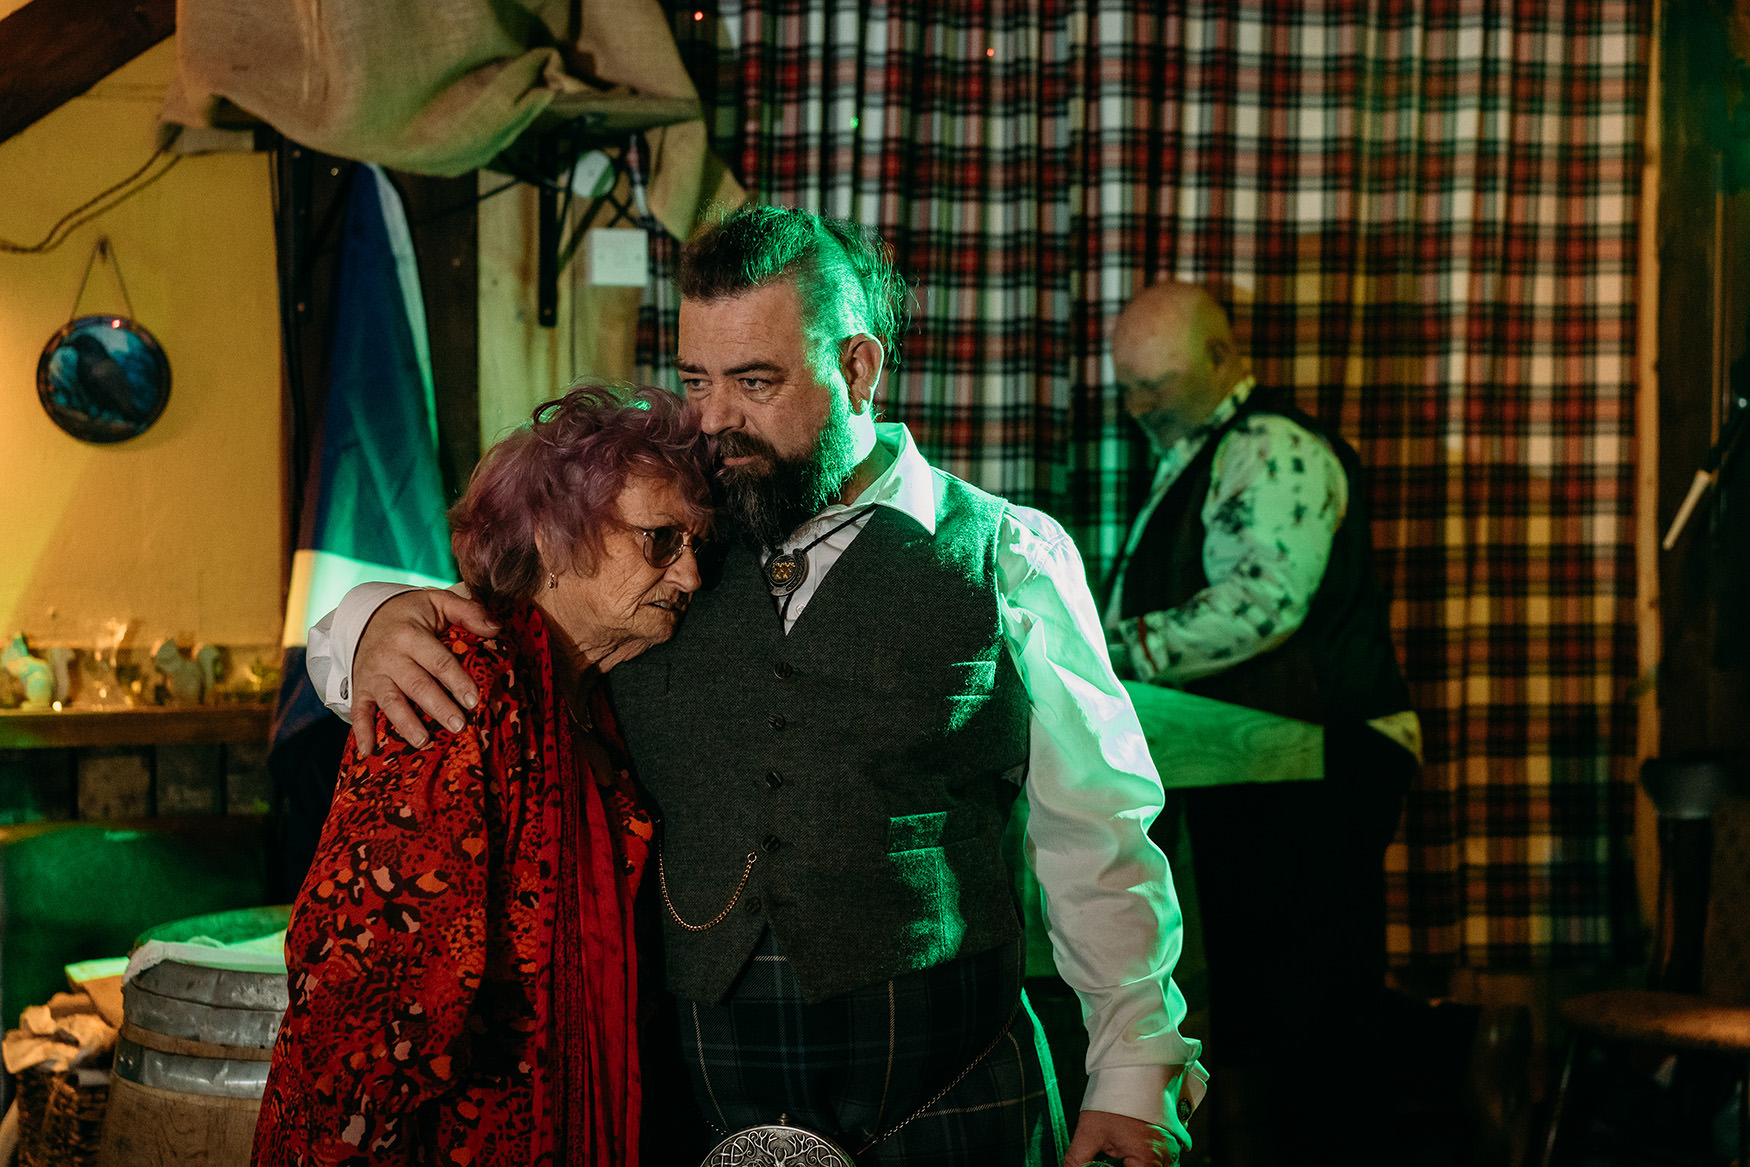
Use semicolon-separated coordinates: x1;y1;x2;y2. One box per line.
1106;377;1348;682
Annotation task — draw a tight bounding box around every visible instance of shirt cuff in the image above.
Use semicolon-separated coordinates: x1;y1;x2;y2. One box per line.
1082;1062;1208;1150
306;581;424;720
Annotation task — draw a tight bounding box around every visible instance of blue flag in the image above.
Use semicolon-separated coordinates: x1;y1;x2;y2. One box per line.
283;164;456;642
270;164;455;897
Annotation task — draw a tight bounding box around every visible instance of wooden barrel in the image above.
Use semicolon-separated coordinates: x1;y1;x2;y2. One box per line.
96;906;290;1167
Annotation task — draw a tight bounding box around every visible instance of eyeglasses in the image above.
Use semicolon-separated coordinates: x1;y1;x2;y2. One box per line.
636;526;707;569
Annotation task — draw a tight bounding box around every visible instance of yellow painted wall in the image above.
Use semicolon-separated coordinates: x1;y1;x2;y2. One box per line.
0;36;282;654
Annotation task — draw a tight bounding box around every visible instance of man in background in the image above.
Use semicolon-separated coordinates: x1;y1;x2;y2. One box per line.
1106;282;1420;1166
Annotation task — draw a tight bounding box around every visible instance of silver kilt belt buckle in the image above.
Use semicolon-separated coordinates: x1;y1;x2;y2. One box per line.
699;1119;858;1166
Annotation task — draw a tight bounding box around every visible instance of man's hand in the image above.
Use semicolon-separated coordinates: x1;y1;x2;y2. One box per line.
1063;1110;1178;1167
351;590;498;756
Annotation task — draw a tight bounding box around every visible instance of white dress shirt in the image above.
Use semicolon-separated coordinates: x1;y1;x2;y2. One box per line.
308;422;1208;1135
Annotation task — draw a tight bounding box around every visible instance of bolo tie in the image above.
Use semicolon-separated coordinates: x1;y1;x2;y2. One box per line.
762;507;872;622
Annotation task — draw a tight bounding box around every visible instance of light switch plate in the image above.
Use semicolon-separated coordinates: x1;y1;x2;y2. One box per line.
584;227;648;287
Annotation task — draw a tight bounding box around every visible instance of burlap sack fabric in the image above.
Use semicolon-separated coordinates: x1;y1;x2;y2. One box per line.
159;0;741;239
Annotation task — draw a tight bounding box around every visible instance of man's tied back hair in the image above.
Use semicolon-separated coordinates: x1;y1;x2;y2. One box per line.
679;204;910;370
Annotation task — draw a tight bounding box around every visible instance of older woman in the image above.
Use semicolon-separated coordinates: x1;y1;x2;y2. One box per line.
253;385;712;1167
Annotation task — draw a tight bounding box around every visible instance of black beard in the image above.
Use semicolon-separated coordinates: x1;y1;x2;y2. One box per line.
717;403;860;548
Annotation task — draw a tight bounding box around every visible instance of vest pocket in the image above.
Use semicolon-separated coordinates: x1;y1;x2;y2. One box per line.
885;811;949;852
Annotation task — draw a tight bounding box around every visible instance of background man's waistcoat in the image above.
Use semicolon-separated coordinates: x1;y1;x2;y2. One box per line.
1120;387;1412;727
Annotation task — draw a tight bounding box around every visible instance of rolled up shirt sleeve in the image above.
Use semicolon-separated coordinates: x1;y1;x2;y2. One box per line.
997;505;1207;1137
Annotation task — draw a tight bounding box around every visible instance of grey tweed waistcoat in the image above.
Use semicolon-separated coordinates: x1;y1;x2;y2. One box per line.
609;472;1031;1004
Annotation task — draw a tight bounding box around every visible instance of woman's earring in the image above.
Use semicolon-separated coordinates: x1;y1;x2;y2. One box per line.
546;572;557;590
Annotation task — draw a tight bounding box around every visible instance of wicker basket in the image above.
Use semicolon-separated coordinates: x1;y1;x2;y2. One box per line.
15;1067;110;1167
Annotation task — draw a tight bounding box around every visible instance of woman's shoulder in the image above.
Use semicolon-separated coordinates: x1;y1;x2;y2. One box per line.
438;609;550;706
345;618;543;770
440;622;517;675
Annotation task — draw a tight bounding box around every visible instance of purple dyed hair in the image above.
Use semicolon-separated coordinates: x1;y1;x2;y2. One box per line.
449;383;714;610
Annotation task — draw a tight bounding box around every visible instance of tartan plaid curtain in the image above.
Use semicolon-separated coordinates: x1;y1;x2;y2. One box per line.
638;1;1648;969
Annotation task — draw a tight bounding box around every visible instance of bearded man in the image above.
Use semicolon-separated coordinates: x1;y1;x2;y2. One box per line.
308;206;1204;1167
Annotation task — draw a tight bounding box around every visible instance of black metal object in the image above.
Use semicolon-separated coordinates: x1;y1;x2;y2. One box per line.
537;134;560;327
1541;761;1750;1166
523;126;645;328
1644;755;1744;991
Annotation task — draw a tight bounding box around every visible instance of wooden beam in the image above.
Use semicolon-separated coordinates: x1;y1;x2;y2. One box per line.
0;0;175;146
396;171;482;499
1657;0;1750;763
1635;0;1664;935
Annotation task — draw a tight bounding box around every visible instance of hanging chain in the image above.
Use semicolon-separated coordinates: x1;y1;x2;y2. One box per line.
668;830;1023;1150
68;236;137;321
855;1001;1020;1151
659;845;759;932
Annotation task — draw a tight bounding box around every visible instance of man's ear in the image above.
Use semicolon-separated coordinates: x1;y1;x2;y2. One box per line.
841;333;886;415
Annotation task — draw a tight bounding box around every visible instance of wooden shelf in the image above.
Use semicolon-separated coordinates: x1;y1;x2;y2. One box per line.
0;706;273;749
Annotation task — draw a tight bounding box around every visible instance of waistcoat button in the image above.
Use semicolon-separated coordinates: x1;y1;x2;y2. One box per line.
773;660;794;679
762;834;781;852
744;896;762;912
768;713;787;730
766;771;784;789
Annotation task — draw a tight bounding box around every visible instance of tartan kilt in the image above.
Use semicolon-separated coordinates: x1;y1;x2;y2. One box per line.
680;932;1066;1166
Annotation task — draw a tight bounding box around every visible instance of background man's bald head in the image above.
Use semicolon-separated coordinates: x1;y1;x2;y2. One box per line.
1111;281;1250;452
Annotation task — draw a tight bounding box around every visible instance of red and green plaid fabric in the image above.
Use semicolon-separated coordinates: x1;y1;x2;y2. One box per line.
638;0;1647;970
